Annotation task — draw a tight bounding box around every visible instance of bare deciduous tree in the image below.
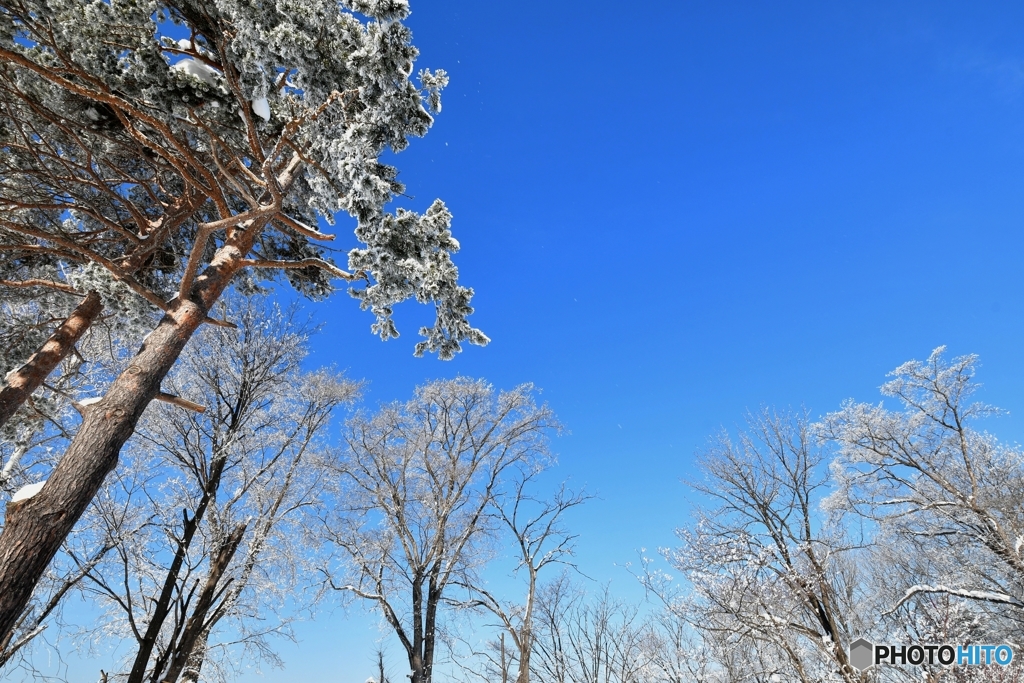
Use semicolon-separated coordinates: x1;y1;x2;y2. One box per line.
531;578;651;683
60;298;357;683
821;347;1024;639
459;478;589;683
322;378;557;683
653;409;869;683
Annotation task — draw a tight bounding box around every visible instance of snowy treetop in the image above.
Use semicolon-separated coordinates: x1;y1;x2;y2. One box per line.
0;0;486;358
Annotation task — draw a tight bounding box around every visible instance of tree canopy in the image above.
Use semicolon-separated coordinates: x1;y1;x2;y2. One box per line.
0;0;486;647
0;0;486;359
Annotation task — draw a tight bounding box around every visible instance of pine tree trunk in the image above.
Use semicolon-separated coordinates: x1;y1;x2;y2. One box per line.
0;291;102;429
0;192;203;432
0;229;260;647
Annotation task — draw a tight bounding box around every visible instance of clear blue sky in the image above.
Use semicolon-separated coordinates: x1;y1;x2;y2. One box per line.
46;1;1024;680
288;2;1024;678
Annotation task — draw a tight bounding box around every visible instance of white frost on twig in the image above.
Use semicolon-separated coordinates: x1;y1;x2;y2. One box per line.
78;397;103;406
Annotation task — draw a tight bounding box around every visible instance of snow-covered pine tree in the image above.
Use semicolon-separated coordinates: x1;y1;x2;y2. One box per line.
0;0;487;644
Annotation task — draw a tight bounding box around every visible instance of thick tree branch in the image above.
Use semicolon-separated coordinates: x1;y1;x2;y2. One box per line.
0;291;102;429
239;258;360;281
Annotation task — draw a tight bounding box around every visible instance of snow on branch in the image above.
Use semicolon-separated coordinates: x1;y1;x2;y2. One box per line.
887;584;1024;615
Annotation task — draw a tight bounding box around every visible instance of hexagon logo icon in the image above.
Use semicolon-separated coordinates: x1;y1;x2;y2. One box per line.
849;638;874;671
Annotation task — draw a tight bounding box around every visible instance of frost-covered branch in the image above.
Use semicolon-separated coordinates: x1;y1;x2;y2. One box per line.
888;585;1024;615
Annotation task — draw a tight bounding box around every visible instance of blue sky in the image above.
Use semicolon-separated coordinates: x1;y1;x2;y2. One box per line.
263;1;1024;679
296;0;1024;678
42;1;1024;680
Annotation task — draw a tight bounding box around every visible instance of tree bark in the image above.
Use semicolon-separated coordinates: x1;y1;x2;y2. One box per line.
0;227;261;646
0;191;202;432
124;440;232;683
500;633;508;683
178;640;208;683
157;523;246;683
0;291;102;429
0;539;114;667
423;576;440;683
409;576;426;683
516;627;531;683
